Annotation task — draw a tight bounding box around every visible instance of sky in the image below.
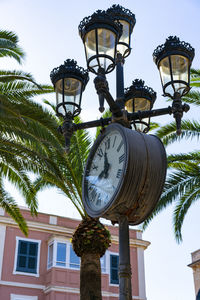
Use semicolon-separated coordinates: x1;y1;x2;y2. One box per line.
1;0;200;299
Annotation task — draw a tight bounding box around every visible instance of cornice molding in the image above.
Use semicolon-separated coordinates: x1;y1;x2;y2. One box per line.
0;280;146;300
111;234;150;249
0;280;45;289
0;216;150;249
44;284;146;299
188;259;200;269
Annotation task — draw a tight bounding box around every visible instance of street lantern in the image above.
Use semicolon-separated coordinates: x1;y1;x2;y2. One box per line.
50;6;195;300
107;4;136;58
153;36;195;98
78;10;122;74
124;79;156;133
50;59;89;119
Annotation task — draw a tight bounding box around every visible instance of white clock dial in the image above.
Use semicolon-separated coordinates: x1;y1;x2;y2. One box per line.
84;129;126;211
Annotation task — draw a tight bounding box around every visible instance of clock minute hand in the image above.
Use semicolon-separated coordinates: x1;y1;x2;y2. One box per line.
98;169;105;179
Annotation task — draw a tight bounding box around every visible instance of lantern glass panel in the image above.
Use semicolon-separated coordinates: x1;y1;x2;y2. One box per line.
55;78;82;116
85;28;116;73
125;97;150;113
135;98;150;132
117;20;130;56
159;56;171;93
85;29;96;63
55;79;63;107
135;121;149;133
171;54;189;93
159;55;189;96
134;97;150;111
125;97;150;132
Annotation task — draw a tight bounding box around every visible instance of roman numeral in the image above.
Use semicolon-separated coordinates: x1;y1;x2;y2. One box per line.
116;169;122;179
119;153;125;164
105;138;110;150
97;148;103;158
96;195;102;206
112;136;117;148
117;140;123;152
92;164;98;170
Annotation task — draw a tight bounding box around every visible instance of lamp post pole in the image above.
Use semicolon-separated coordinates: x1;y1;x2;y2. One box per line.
116;53;125;108
118;215;132;300
50;5;195;300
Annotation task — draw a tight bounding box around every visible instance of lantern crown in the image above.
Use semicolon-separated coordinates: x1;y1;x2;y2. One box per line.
50;59;89;88
78;9;122;40
106;4;136;33
153;36;195;66
125;79;156;107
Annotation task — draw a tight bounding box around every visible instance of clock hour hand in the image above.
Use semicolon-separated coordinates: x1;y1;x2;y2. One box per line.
98;151;110;180
104;152;110;178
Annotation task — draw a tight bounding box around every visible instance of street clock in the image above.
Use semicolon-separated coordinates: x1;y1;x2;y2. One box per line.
82;123;167;224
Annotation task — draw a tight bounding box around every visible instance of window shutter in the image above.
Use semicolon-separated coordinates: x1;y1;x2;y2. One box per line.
16;240;38;273
110;254;119;284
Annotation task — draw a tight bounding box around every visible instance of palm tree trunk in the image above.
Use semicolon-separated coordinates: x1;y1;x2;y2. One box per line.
80;253;102;300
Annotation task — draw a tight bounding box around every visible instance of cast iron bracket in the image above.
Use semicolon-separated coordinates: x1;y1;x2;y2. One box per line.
58;101;190;152
172;92;190;135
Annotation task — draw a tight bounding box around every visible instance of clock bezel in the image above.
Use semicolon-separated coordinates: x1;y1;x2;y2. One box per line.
82;123;129;218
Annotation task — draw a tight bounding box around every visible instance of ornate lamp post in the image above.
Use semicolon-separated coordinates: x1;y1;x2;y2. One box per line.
50;5;195;300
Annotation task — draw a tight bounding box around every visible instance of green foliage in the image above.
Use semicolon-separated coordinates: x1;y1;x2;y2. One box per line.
0;29;53;234
0;30;25;63
1;90;92;219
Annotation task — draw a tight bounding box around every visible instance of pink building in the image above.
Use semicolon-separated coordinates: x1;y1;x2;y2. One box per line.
188;249;200;299
0;207;150;300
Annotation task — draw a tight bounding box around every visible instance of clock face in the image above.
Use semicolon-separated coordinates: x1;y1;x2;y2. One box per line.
83;126;127;214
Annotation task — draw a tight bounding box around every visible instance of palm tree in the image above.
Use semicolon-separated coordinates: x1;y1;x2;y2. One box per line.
0;29;53;235
1;92;111;299
0;29;111;299
143;68;200;242
0;29;110;299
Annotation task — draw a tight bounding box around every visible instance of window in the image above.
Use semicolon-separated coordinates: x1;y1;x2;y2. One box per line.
70;245;80;269
47;240;80;270
16;240;38;274
14;237;40;276
100;254;106;273
110;254;119;284
56;242;66;267
47;243;53;268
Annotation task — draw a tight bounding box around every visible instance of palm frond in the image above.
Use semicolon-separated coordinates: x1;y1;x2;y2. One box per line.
156;120;200;146
182;91;200;106
0;30;25;63
173;184;200;242
142;168;198;230
0;177;28;235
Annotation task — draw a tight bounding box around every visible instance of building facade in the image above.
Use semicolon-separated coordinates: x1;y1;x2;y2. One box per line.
188;249;200;299
0;207;150;300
